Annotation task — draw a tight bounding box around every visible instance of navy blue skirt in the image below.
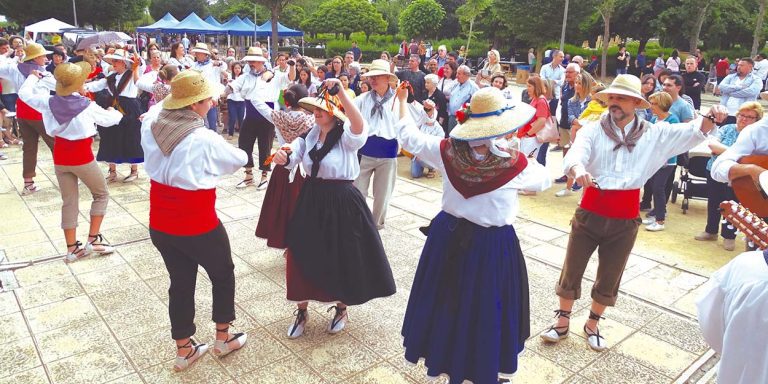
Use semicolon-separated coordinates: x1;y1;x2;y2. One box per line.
402;211;530;383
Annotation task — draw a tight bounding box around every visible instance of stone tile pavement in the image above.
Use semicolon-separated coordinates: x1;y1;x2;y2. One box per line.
0;141;719;383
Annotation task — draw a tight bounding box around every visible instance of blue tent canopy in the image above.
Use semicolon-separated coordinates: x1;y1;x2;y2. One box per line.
221;16;253;37
204;16;224;28
162;13;224;34
257;21;304;37
136;13;179;33
242;18;256;28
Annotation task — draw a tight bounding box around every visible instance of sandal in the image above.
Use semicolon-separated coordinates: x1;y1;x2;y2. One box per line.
236;170;254;189
584;311;607;351
86;233;115;256
327;305;348;334
212;324;247;358
64;241;87;263
21;181;40;196
287;308;308;339
173;339;208;372
122;172;138;183
105;170;117;183
256;171;268;190
425;170;436;179
539;309;571;343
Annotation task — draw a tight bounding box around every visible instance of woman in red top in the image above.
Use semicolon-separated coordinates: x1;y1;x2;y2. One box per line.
517;75;550;158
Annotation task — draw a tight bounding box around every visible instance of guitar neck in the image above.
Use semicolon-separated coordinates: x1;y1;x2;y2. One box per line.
720;200;768;250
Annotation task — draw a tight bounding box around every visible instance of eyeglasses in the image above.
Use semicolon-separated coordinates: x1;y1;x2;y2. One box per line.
736;113;759;121
424;108;433;113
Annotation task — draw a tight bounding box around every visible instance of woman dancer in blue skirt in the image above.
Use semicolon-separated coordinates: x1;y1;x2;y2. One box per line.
394;86;552;383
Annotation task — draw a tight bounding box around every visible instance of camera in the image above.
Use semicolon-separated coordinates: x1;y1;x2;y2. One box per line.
287;59;295;66
325;82;340;96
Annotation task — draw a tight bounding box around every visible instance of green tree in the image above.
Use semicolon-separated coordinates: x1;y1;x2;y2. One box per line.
456;0;491;57
209;0;269;22
280;4;306;29
80;0;149;29
434;0;464;39
303;0;386;41
0;0;71;25
253;0;298;60
598;0;616;81
374;0;407;37
149;0;208;21
398;0;445;40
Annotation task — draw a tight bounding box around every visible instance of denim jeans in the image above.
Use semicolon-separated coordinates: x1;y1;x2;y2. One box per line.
226;100;245;136
411;158;430;178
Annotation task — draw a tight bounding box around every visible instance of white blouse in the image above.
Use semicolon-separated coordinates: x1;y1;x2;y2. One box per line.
86;71;138;98
0;62;55;91
396;118;552;227
711;119;768;183
286;121;369;180
563;117;707;189
229;71;280;103
224;73;245;101
141;101;247;190
697;251;768;384
19;76;122;139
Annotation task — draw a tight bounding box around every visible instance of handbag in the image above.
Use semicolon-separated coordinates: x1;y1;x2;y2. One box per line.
536;115;559;143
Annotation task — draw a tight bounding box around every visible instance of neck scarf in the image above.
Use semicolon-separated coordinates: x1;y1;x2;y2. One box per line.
599;112;649;153
250;68;264;77
370;89;394;119
439;138;528;198
49;95;91;125
151;109;206;155
196;58;210;66
18;61;43;77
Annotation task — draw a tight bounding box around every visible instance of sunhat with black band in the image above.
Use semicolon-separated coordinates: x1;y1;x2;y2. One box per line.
23;43;52;62
102;49;133;63
54;62;93;96
163;70;224;110
594;74;651;109
298;94;348;122
361;59;398;81
449;87;537;141
242;46;267;63
190;43;211;56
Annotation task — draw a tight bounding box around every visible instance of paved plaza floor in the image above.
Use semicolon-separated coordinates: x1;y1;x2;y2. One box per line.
0;133;723;384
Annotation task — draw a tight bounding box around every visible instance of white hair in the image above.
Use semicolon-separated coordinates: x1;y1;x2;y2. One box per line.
566;63;581;73
438;45;447;52
425;73;439;85
458;65;472;75
571;55;584;65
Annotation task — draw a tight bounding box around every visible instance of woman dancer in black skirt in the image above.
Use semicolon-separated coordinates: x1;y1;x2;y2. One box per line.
272;78;396;338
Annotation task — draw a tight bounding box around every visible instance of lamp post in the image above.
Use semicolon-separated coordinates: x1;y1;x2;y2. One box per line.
72;0;78;27
559;0;569;51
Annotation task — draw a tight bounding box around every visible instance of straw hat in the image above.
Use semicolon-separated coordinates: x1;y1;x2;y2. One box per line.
449;87;536;141
594;74;651;109
190;43;211;56
298;95;347;121
242;47;267;62
361;59;397;81
102;49;133;63
163;70;223;110
23;43;52;62
54;62;92;96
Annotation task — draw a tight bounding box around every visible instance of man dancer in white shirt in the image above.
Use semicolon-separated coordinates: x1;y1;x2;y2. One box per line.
539;74;726;351
190;43;226;131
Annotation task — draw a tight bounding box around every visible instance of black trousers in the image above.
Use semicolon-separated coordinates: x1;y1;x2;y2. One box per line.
239;107;275;171
705;174;737;239
648;165;676;222
150;222;236;340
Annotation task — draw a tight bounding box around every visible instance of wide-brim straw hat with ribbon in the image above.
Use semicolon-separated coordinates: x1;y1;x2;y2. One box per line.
23;43;52;62
102;49;133;63
242;47;267;62
594;74;651;109
190;43;211;56
361;59;398;81
163;70;224;110
54;62;92;96
449;87;537;141
298;95;348;122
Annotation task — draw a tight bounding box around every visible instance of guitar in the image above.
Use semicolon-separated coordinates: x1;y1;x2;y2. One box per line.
719;200;768;250
732;155;768;217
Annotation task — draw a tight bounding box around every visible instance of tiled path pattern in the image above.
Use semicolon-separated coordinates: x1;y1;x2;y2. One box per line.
0;141;717;384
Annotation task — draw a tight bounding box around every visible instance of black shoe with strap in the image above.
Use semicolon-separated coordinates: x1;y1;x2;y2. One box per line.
213;323;247;357
288;308;308;338
539;309;571;343
584;310;607;351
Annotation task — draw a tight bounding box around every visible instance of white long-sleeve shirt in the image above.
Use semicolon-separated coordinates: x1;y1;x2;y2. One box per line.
697;250;768;384
18;75;122;140
710;119;768;183
396;118;551;227
286;121;369;180
563;117;707;189
141;101;247;190
86;71;138;98
0;62;55;98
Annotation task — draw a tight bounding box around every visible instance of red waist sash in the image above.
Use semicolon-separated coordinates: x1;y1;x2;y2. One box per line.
16;98;42;120
149;180;218;236
580;187;640;220
53;137;94;166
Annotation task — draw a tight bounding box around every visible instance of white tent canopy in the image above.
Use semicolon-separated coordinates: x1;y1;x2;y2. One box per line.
24;18;76;42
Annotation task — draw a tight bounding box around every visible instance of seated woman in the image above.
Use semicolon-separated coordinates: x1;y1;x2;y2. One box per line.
395;87;551;383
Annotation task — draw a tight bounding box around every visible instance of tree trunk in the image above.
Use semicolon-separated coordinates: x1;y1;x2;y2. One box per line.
638;37;649;57
752;0;768;56
466;18;474;59
271;6;279;59
601;13;610;81
690;0;713;53
535;49;543;73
